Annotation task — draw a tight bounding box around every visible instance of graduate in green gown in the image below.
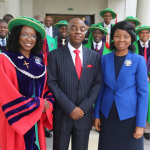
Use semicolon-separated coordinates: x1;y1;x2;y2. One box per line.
87;8;117;49
33;15;57;52
84;24;111;58
133;25;150;140
54;20;69;48
124;16;141;41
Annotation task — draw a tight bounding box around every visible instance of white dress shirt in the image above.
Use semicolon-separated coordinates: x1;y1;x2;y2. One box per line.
45;26;53;37
0;37;6;46
140;40;149;48
68;42;83;65
104;23;111;41
93;41;102;50
103;23;111;34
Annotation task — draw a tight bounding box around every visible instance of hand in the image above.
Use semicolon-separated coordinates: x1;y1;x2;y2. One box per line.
70;107;84;120
133;126;144;139
94;119;101;131
148;77;150;82
42;99;49;113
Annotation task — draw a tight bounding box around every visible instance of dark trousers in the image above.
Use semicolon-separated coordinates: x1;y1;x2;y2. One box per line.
53;126;91;150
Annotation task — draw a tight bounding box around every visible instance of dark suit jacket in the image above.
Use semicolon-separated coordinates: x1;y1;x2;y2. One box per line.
47;45;102;131
82;30;90;45
52;26;60;38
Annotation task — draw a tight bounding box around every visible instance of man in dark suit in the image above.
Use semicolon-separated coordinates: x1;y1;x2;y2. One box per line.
82;21;90;45
47;18;102;150
44;16;60;38
0;19;8;52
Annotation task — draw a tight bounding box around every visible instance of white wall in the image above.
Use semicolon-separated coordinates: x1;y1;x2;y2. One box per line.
125;0;137;17
137;0;150;25
21;0;33;17
108;0;128;24
0;1;5;18
33;0;108;23
0;0;21;18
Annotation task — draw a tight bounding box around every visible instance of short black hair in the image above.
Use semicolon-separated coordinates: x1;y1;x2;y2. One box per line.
0;19;7;24
110;21;136;52
3;14;14;19
6;25;43;55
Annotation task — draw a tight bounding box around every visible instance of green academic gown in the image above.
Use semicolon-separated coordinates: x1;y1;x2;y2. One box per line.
84;41;111;56
133;41;150;123
87;22;114;45
46;35;57;51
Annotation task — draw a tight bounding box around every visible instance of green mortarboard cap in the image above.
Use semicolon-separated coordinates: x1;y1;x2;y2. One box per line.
8;16;46;39
89;24;108;36
100;8;116;19
135;25;150;35
54;20;68;29
125;16;141;26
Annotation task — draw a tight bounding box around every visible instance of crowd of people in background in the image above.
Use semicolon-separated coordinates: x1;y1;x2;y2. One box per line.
0;7;150;150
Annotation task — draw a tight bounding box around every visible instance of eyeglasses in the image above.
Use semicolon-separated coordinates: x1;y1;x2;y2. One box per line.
20;34;37;40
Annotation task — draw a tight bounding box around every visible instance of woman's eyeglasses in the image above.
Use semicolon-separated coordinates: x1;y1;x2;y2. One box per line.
20;34;37;40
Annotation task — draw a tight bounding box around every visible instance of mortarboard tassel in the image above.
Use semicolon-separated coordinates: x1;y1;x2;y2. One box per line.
115;14;117;24
105;41;110;49
105;33;110;49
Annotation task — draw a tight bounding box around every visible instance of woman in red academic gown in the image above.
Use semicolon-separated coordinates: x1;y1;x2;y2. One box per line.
0;16;54;150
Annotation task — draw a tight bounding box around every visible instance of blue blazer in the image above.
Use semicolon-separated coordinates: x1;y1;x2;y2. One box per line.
94;50;148;127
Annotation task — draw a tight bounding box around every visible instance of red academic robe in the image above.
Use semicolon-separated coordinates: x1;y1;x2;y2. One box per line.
0;54;54;150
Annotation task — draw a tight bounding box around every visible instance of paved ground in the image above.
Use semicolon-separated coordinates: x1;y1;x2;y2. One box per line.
46;128;150;150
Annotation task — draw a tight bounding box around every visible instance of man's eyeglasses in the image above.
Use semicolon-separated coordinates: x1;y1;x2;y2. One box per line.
20;34;37;40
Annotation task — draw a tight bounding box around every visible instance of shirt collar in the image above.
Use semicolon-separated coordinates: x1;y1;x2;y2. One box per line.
93;40;102;47
0;37;6;42
45;26;52;30
103;23;111;28
140;40;149;48
68;42;82;53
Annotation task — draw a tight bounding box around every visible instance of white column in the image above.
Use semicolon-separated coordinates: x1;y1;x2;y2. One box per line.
125;0;137;17
107;0;126;23
137;0;150;25
0;1;5;18
4;0;21;17
21;0;33;17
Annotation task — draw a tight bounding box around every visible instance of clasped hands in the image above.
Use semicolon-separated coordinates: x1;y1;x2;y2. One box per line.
70;107;84;120
42;99;49;113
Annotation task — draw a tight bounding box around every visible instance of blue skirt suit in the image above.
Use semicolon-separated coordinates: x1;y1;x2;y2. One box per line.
94;51;148;150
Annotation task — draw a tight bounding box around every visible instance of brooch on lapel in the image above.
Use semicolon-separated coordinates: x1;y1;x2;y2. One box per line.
18;56;24;59
124;60;132;66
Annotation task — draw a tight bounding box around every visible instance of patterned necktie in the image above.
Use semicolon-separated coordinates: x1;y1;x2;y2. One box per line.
73;50;82;79
62;39;65;46
1;39;5;46
105;26;109;42
143;44;147;63
95;44;98;52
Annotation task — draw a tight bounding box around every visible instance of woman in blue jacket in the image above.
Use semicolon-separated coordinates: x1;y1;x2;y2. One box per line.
94;21;148;150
